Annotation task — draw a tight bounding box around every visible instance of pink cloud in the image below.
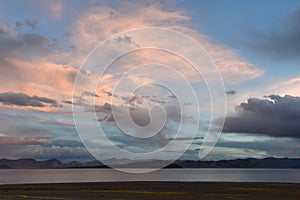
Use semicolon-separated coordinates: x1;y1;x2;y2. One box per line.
71;3;263;84
0;134;51;145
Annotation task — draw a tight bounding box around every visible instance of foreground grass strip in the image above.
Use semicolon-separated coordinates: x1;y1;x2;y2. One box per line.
16;195;71;200
79;189;190;195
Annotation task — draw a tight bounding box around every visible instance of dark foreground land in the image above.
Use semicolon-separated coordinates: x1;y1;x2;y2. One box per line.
1;182;300;200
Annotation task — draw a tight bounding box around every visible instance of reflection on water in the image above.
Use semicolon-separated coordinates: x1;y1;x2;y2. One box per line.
0;169;300;184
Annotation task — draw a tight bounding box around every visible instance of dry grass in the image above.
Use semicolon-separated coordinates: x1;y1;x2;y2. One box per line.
1;182;300;200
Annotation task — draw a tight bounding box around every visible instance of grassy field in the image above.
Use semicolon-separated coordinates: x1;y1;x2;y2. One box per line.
1;182;300;200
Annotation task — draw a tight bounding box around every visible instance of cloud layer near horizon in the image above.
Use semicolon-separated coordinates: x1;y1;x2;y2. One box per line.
221;95;300;138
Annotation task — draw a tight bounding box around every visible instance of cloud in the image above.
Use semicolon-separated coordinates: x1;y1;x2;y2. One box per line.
23;145;92;161
0;22;83;109
204;147;268;161
199;133;300;160
51;139;84;148
226;90;236;95
0;2;267;161
0;22;50;60
25;19;38;29
228;77;300;110
246;7;300;60
71;4;189;52
0;144;92;162
71;3;263;84
0;109;78;155
0;133;51;145
265;77;300;97
39;0;64;20
0;2;264;114
0;92;59;107
14;21;22;28
220;95;300;138
0;22;96;111
97;94;182;124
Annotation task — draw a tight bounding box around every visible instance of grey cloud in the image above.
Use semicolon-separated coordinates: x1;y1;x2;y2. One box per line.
219;95;300;138
63;30;72;37
85;103;112;114
0;109;86;161
226;90;236;95
36;117;74;127
0;117;50;138
217;138;299;154
246;8;300;60
99;103;181;124
79;69;93;76
102;90;112;96
100;120;170;152
62;100;72;104
168;136;203;141
51;139;84;148
98;103;182;148
14;21;22;28
17;145;91;162
0;92;59;107
124;94;169;107
202;136;300;160
25;19;38;29
82;91;99;97
0;23;52;61
114;35;137;46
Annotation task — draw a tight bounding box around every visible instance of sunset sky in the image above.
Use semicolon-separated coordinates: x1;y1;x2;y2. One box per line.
0;0;300;162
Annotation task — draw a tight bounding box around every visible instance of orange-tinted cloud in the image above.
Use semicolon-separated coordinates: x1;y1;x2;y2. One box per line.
0;133;51;145
71;3;263;85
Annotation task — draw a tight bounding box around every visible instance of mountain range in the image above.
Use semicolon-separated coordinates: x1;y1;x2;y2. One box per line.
1;157;300;169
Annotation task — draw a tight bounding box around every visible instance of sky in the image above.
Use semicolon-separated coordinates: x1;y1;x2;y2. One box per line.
0;0;300;163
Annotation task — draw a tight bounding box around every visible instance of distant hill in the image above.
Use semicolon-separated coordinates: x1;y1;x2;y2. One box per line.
175;157;300;168
1;157;300;169
0;158;65;169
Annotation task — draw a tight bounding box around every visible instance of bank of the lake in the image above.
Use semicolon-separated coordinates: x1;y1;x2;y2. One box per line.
1;181;300;200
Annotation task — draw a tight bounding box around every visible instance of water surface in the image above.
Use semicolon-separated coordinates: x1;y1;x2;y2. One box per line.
0;168;300;184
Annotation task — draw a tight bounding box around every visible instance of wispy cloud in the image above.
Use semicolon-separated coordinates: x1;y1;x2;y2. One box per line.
71;3;263;85
0;133;51;145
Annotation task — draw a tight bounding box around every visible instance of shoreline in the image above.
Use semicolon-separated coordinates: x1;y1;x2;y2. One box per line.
1;181;300;200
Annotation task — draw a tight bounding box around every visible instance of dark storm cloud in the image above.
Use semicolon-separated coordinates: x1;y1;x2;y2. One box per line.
246;8;300;60
220;95;300;138
0;92;59;107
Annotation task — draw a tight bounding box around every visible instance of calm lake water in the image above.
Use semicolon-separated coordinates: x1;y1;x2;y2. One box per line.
0;169;300;184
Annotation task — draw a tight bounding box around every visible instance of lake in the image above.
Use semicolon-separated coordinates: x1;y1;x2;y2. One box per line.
0;169;300;184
